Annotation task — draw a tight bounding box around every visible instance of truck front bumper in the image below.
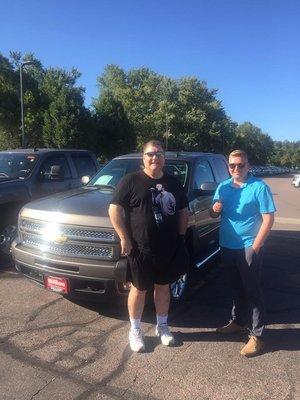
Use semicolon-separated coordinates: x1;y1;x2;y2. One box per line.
11;239;128;297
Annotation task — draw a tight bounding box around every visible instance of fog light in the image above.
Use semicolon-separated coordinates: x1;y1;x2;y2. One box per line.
117;282;131;293
122;282;131;291
41;222;61;242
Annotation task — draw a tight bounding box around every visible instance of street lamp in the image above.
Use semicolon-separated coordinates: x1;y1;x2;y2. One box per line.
165;113;170;151
20;61;35;148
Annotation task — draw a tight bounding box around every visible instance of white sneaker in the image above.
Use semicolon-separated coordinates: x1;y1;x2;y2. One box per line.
129;328;145;352
155;324;175;346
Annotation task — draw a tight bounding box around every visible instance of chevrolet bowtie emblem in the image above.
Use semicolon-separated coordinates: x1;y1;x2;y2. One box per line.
53;234;68;244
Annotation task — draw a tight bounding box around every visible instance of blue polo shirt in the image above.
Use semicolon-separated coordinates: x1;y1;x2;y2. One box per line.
213;175;276;249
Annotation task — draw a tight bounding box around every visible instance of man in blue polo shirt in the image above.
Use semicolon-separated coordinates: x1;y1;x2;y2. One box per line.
211;149;276;357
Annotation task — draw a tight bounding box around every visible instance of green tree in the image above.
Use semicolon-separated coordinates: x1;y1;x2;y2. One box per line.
9;52;46;147
94;92;135;158
42;67;86;148
0;53;20;148
94;65;235;154
234;122;273;165
271;140;300;167
1;51;93;150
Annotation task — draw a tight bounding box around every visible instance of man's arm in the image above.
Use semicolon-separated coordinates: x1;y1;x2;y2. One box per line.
252;213;274;254
178;207;189;235
108;204;132;255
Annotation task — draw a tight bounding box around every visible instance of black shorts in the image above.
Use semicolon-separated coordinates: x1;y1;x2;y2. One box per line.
127;239;189;291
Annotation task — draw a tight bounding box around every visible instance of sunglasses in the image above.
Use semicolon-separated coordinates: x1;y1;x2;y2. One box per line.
229;163;246;170
144;151;165;158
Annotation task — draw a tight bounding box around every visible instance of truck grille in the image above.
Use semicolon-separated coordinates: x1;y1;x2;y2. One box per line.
20;219;116;242
19;219;116;260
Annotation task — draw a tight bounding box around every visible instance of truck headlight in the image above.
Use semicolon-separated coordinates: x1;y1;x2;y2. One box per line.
41;222;61;242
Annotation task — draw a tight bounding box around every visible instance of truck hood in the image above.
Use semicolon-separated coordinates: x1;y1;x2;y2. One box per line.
0;178;31;205
20;186;115;228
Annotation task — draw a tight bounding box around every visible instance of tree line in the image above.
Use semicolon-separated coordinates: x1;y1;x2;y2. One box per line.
0;52;299;166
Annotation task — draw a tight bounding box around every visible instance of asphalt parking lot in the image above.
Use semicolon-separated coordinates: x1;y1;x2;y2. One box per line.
0;176;299;400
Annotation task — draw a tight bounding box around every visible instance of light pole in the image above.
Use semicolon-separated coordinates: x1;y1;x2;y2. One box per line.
165;113;170;151
20;61;35;148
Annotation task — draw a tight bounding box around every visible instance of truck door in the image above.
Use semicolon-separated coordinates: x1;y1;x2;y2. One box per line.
70;153;98;187
189;159;219;262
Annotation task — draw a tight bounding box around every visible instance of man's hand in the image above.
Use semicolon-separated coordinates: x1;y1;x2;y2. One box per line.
252;213;274;254
213;201;223;213
120;238;133;256
109;204;132;256
252;244;260;254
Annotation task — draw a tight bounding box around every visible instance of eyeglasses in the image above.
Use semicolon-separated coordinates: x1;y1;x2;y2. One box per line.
144;151;165;158
229;163;246;170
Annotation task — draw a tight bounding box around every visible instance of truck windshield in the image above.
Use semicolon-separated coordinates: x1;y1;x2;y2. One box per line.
89;158;189;188
0;153;39;179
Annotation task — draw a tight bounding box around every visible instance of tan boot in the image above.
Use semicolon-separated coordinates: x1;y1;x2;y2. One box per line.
216;320;246;334
240;336;264;357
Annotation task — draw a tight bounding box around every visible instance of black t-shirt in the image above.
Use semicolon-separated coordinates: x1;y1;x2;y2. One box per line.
110;170;188;258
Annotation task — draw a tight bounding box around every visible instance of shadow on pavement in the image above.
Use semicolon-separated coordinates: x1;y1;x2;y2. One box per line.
172;327;300;353
0;253;14;271
5;228;298;355
69;229;300;324
80;229;300;353
265;328;300;352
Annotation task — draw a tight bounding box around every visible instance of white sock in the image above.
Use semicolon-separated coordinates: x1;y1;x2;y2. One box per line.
156;314;168;326
130;317;141;331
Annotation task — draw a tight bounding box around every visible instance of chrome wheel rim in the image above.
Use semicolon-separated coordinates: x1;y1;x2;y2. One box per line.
0;225;17;254
170;273;187;299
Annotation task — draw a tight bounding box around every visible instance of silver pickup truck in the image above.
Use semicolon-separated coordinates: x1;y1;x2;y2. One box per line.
12;151;229;301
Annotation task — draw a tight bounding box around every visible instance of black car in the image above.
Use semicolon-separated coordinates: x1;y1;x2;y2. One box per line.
0;148;99;257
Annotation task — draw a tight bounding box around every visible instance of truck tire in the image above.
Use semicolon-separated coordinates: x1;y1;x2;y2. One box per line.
170;272;189;301
0;224;17;255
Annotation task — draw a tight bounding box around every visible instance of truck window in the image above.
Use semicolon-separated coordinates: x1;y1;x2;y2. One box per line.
39;156;71;180
211;158;229;182
89;159;143;187
89;159;189;188
192;160;215;189
71;154;97;178
0;153;38;179
164;161;188;187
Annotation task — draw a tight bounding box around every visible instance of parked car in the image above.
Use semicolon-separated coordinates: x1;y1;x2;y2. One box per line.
0;148;99;256
292;174;300;188
12;151;230;301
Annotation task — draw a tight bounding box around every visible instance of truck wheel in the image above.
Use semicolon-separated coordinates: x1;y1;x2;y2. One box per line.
170;273;188;301
0;225;17;255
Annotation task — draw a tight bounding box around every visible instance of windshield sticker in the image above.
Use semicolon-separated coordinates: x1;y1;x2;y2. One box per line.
95;175;113;185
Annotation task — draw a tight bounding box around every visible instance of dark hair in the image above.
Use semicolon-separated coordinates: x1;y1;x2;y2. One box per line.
143;140;165;153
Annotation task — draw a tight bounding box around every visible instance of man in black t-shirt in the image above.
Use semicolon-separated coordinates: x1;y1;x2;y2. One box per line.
109;140;189;352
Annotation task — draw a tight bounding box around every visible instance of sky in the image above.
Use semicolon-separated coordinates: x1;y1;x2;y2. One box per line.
1;0;299;141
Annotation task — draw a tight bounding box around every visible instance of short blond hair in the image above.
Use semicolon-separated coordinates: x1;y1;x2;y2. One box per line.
229;149;248;161
143;140;164;153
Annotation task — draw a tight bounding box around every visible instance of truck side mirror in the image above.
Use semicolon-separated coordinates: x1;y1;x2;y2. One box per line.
200;182;218;194
81;175;90;185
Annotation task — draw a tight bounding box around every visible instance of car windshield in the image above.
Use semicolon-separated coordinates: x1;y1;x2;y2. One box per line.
88;158;189;188
0;153;39;179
